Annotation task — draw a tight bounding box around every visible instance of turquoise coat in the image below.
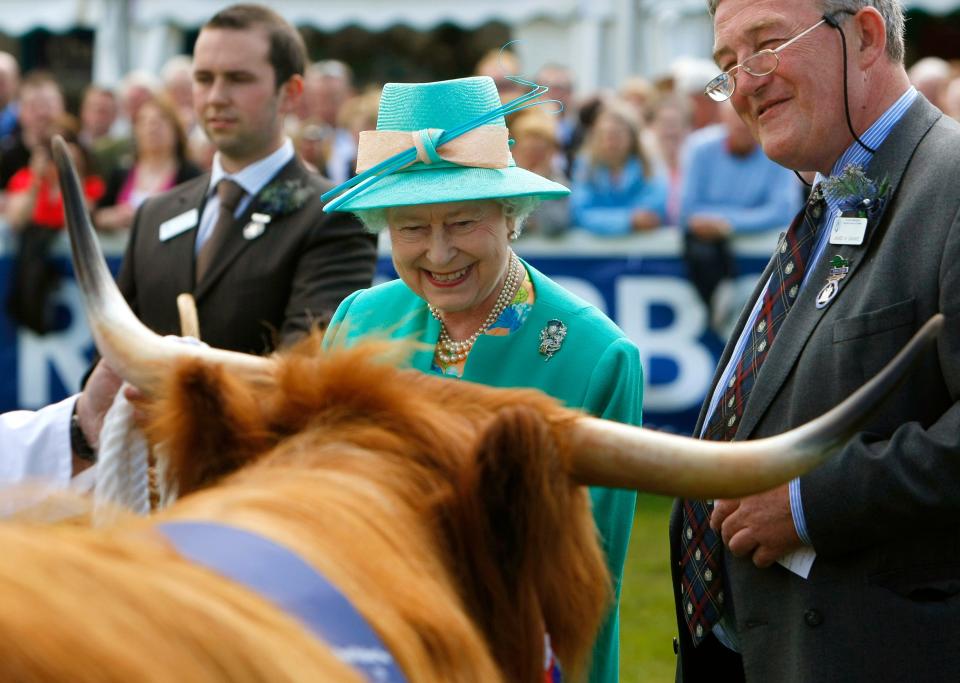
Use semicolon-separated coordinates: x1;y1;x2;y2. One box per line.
325;262;642;683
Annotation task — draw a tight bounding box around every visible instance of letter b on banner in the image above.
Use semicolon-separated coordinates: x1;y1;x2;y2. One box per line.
616;276;715;413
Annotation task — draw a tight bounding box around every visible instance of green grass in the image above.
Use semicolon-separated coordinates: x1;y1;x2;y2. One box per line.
619;494;676;683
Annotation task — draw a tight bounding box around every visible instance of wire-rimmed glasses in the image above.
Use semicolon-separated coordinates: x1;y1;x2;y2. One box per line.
704;18;827;102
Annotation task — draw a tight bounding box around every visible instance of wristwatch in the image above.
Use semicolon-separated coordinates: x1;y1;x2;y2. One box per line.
70;403;97;462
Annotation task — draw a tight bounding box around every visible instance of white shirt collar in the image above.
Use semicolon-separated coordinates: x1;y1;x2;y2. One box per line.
208;138;296;198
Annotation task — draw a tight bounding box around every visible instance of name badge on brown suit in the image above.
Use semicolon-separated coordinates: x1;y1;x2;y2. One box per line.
159;209;199;242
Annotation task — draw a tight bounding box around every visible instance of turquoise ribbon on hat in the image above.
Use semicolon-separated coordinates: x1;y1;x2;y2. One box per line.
321;77;559;212
414;128;445;165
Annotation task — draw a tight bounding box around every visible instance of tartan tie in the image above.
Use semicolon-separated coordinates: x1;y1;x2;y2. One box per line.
679;188;826;645
196;178;245;282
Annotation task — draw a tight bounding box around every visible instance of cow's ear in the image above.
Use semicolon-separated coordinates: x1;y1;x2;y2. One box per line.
144;359;273;495
440;405;609;682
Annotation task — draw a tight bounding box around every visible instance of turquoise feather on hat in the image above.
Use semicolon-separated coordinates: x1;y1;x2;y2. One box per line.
322;76;570;212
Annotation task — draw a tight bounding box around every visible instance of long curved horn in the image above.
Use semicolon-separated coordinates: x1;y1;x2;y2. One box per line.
52;134;943;499
52;136;276;394
570;314;943;498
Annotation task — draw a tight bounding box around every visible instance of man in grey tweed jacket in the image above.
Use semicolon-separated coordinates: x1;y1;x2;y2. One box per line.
670;1;960;681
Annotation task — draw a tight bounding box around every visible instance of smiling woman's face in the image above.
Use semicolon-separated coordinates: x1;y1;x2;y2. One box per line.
386;199;513;317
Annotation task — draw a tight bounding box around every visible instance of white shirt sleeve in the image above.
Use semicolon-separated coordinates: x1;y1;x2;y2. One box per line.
0;395;76;486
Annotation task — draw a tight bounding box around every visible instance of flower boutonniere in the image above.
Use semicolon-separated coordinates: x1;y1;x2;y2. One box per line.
820;164;889;220
253;179;312;218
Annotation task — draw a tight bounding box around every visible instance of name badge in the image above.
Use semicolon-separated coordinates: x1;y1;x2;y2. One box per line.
829;215;868;246
159;209;199;242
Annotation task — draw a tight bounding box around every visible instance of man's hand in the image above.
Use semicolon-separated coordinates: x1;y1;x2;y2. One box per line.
122;384;149;426
74;361;123;452
710;484;803;568
688;215;732;240
630;209;662;232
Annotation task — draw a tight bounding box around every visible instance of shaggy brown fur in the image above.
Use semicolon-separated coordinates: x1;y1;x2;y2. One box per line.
0;524;363;682
0;337;610;682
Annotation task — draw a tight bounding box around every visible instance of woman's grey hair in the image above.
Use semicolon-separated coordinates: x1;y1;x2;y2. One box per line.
352;196;542;237
706;0;905;64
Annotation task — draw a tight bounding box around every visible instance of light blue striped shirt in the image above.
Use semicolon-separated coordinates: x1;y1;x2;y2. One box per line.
701;87;918;542
194;138;296;254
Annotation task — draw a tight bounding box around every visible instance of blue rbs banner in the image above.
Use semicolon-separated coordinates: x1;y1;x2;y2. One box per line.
0;231;777;436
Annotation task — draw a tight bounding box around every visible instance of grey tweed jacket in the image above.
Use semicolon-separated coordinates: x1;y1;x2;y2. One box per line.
670;95;960;682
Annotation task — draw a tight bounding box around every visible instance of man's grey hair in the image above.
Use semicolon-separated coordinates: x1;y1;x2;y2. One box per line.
707;0;906;64
352;196;542;236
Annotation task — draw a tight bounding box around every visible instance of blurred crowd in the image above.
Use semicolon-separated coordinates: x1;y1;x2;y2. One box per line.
1;45;959;333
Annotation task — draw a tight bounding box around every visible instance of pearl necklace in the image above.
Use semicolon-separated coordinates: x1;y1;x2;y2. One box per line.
430;254;523;364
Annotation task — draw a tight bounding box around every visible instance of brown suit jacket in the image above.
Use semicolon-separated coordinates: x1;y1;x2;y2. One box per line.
117;156;376;354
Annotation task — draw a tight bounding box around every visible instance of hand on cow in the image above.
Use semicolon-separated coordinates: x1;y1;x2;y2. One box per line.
76;360;123;451
122;384;149;426
118;334;206;425
710;484;802;568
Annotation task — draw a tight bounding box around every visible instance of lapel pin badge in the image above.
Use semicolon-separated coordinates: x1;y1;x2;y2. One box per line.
816;255;851;309
538;319;567;361
243;212;271;241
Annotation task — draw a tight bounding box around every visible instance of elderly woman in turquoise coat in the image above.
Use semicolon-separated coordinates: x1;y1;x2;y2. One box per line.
321;75;640;683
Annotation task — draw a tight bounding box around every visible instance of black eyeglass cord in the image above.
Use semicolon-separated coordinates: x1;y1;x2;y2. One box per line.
824;12;877;155
793;13;875;189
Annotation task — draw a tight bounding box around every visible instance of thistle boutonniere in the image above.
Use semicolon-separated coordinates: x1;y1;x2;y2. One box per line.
253;178;312;217
819;164;889;220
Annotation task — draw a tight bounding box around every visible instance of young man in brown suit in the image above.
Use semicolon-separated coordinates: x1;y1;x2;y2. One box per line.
118;4;375;353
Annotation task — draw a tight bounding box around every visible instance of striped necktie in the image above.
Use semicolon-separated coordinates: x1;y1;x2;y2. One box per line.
679;187;826;645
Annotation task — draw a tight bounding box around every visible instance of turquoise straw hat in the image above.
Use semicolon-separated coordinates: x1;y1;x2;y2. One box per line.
322;76;570;212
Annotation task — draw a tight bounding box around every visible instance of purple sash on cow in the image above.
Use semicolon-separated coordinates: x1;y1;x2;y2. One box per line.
157;520;407;683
